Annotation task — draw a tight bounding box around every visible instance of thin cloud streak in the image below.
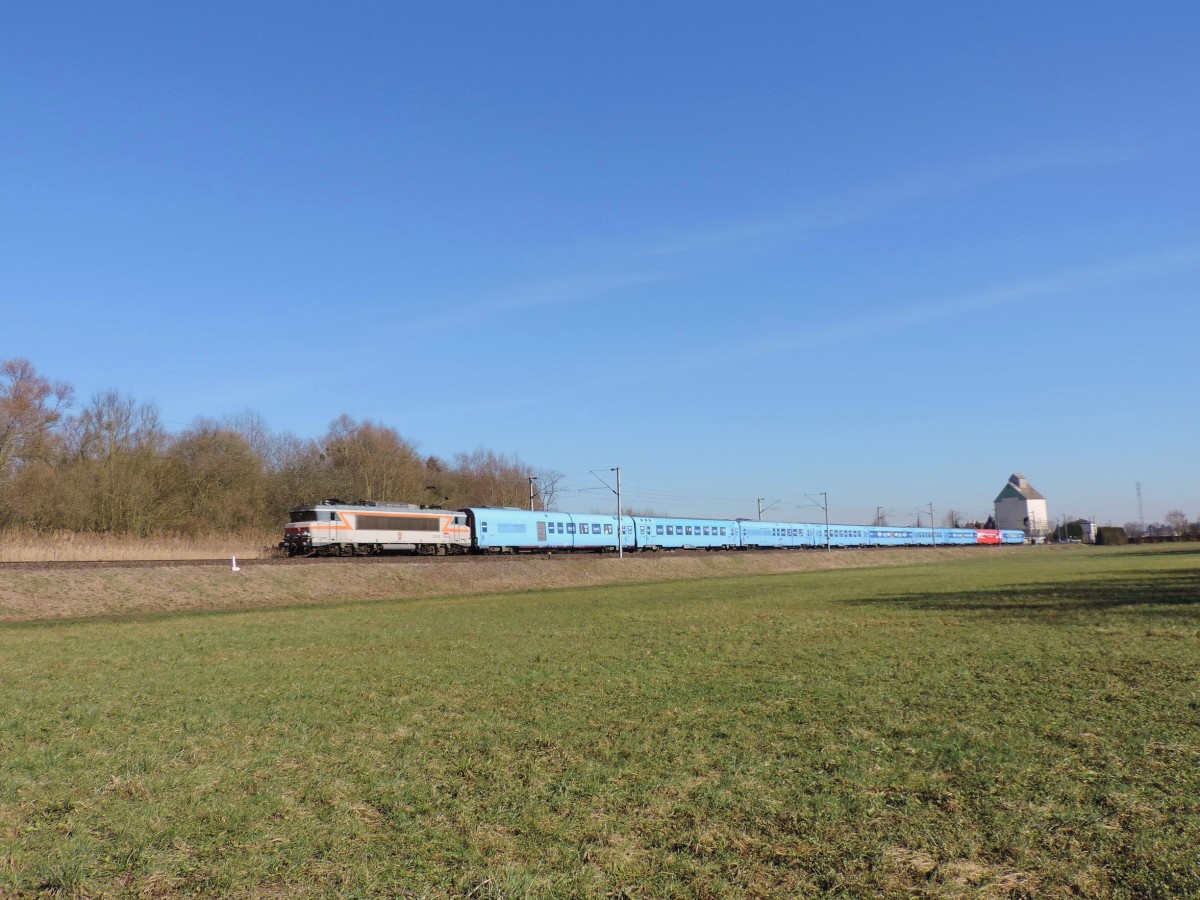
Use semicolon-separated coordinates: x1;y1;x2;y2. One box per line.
407;270;671;332
643;143;1151;259
439;242;1200;417
407;144;1153;336
684;243;1200;367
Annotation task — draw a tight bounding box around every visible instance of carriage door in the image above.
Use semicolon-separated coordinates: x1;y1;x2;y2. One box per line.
315;510;338;546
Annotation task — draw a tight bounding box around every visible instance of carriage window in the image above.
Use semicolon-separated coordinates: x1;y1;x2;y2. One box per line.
666;526;674;535
557;522;564;534
566;523;576;534
656;525;664;535
720;527;726;536
604;524;613;535
580;524;589;534
685;526;693;535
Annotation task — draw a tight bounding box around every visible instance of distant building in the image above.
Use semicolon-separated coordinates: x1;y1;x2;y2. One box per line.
994;473;1049;536
1071;519;1099;543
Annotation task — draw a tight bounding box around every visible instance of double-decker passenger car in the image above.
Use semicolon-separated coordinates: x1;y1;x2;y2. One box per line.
634;516;741;551
462;508;635;553
281;500;470;556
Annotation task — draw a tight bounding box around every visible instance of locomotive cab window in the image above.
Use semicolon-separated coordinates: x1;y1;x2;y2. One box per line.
292;510;340;523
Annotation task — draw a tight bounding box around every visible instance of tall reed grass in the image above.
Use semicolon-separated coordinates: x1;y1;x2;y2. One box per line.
0;527;280;561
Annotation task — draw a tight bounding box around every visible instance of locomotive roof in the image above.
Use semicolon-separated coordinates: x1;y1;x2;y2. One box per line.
289;499;459;514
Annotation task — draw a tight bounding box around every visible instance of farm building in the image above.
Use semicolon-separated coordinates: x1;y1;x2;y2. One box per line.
1071;519;1099;543
994;473;1049;537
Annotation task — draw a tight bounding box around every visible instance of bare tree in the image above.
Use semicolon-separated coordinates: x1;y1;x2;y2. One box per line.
66;391;165;460
532;468;565;511
262;432;327;514
221;409;276;463
448;447;533;508
0;358;73;477
55;392;170;533
1164;510;1189;536
321;415;425;502
165;421;266;530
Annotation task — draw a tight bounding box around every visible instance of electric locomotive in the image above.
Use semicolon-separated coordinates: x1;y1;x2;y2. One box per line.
281;500;471;556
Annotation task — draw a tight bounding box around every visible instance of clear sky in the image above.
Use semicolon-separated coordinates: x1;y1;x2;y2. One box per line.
3;2;1198;527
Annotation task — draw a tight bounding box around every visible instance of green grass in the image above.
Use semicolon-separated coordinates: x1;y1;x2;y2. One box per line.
2;548;1199;898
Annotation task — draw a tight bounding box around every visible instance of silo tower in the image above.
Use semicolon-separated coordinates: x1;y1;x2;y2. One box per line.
993;473;1049;537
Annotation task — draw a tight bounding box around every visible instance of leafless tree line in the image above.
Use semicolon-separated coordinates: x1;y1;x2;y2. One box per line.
1122;511;1199;540
0;358;559;534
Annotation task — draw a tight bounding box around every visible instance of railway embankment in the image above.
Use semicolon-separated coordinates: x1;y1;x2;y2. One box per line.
0;546;1040;623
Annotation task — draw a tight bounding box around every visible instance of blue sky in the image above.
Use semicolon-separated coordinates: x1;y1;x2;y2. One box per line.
3;2;1198;526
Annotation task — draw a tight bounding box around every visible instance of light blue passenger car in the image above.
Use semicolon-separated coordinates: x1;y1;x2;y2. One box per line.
937;528;978;546
869;527;922;547
463;507;634;552
738;521;822;549
822;524;870;547
633;517;739;550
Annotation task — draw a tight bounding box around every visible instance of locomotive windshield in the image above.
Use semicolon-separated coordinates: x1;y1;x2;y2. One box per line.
290;510;340;522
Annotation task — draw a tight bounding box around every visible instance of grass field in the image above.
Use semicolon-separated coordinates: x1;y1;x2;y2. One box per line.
1;548;1198;898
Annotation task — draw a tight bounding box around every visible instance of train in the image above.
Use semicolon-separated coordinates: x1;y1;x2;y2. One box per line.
280;499;1026;556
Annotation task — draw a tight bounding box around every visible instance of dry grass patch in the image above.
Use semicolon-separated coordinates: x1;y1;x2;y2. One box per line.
0;527;279;562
